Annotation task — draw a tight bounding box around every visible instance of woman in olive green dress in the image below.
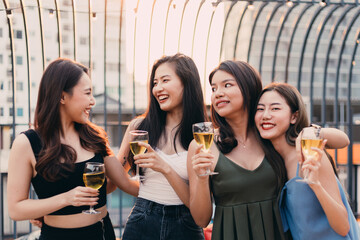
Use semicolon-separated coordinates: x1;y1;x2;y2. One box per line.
187;60;289;240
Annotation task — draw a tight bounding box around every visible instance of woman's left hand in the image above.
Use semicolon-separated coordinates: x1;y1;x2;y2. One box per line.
301;139;327;185
134;142;170;174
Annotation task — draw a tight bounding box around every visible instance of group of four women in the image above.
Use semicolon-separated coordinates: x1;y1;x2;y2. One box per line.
7;53;359;240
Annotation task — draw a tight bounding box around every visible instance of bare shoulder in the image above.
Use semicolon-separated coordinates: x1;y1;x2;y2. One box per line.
9;133;35;163
12;133;31;151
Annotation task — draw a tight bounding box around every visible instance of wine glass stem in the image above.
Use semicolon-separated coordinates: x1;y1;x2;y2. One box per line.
203;149;211;175
303;168;309;179
136;164;139;177
89;205;94;213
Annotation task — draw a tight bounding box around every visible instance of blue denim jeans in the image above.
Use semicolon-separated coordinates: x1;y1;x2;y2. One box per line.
122;198;205;240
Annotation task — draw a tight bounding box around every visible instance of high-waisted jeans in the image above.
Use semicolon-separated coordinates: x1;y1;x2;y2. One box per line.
39;212;115;240
122;198;205;240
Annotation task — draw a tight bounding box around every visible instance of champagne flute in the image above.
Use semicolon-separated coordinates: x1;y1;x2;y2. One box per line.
82;162;105;214
129;130;149;181
297;127;323;183
192;122;218;176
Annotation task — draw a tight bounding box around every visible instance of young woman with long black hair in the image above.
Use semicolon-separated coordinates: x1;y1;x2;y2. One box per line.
255;82;359;239
118;53;206;239
7;59;138;240
188;60;288;240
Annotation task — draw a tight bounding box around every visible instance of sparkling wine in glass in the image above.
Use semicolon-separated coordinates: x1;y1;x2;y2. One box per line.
82;162;105;214
193;122;218;176
297;127;323;183
129;130;149;181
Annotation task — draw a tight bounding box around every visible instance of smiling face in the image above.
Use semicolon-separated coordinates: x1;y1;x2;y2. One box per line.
152;62;184;113
61;73;95;124
255;90;297;143
210;70;244;119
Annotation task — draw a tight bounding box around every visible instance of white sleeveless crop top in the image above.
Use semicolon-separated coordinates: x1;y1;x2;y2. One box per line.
138;148;188;205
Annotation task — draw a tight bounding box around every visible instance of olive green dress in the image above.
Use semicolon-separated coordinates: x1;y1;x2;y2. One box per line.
210;152;286;240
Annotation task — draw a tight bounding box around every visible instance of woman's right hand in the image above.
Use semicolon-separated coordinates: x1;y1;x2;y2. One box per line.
191;144;214;178
64;186;99;207
134;142;170;174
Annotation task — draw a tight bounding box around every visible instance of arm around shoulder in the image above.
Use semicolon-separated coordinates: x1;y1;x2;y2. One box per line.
321;128;349;149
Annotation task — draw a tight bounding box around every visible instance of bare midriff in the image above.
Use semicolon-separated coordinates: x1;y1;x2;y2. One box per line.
44;205;107;228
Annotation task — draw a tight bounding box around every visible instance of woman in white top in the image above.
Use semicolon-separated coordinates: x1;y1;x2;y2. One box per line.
116;53;206;239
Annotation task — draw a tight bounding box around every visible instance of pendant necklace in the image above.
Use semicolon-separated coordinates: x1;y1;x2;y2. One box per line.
238;138;246;149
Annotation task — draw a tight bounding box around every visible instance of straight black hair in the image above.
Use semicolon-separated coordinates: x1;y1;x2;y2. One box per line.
129;53;207;174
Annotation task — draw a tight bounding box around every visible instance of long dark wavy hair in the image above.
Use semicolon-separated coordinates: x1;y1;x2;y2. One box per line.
258;82;338;176
209;61;262;153
128;53;207;174
209;61;287;188
34;58;111;182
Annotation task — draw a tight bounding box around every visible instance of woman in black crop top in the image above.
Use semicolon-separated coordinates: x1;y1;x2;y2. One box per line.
7;59;139;240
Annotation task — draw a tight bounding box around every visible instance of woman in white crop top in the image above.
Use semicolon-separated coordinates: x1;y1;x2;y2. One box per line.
114;53;206;240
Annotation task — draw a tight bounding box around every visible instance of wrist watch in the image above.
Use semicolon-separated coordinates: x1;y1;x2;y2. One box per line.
310;123;322;138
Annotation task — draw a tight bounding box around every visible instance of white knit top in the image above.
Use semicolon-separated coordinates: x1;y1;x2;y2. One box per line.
138;148;188;205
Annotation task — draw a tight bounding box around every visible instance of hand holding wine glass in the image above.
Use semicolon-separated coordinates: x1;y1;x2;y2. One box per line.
297;127;323;184
129;130;149;181
192;122;218;176
82;162;105;214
